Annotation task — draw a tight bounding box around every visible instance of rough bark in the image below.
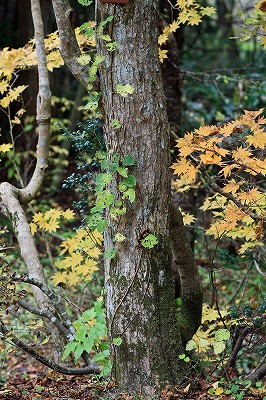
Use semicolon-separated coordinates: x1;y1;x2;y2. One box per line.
52;0;203;394
96;1;189;397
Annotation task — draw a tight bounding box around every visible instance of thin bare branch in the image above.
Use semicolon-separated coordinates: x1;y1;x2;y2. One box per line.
0;322;100;376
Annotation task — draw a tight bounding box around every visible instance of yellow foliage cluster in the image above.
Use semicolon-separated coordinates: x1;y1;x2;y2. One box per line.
0;28;95;113
186;303;229;356
30;208;75;234
52;228;102;287
172;109;266;254
30;208;102;287
158;0;215;62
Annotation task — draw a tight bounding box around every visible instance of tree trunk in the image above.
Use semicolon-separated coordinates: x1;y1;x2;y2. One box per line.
96;1;189;396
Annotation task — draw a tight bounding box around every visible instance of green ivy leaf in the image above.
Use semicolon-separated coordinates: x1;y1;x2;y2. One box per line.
124;175;136;187
104;248;117;259
215;329;230;341
113;337;122;346
185;339;196;351
97;219;107;233
98;15;114;28
116;84;135;97
118;182;127;192
106;42;118;52
62;341;77;361
78;0;93;6
122;188;135;203
75;325;88;342
99;361;112;377
122;154;135;166
74;342;85;361
114;233;126;242
116;166;128;177
93;349;110;362
141;234;158;249
213;341;226;354
110;118;121;129
81;309;97;321
77;54;91;65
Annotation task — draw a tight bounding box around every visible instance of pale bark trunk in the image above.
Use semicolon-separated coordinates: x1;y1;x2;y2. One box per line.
96;1;188;396
0;0;66;363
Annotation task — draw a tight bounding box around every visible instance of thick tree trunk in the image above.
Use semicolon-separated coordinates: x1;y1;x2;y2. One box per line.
96;1;188;396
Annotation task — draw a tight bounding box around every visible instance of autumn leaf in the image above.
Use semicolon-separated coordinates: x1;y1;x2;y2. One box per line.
158;48;168;63
0;143;12;153
63;208;75;220
222;179;241;195
180;208;196;225
246;128;266;148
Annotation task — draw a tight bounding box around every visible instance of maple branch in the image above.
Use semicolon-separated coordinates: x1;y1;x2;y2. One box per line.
248;361;266;385
0;183;52;309
199;167;266;222
0;322;100;376
19;0;51;204
51;0;96;90
225;262;252;306
226;325;251;369
12;273;75;336
18;300;74;341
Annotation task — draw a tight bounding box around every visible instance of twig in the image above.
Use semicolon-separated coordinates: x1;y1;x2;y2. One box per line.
225;262;252;306
12;274;75;336
226;325;251;368
18;300;74;341
247;360;266;385
0;322;100;376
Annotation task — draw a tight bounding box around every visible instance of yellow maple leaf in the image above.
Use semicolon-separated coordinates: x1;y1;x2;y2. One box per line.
220;164;234;179
51;271;68;285
219;121;239;136
171;159;198;182
178;9;190;24
11;116;20;125
222;179;241;195
237;188;262;205
32;212;46;226
0;95;11;108
180;209;196;225
238;240;264;255
200;151;222;165
175;132;194;148
194;125;219;136
0;143;12;153
232;146;252;162
247;128;266;148
169;20;181;33
200;6;216;16
43;219;60;232
9;85;28;102
30;222;37;236
187;12;202;25
67;271;80;286
62;208;75;220
0;79;8;94
158;48;168;63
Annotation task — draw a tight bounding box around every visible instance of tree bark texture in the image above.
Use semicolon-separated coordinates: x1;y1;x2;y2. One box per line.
96;1;188;396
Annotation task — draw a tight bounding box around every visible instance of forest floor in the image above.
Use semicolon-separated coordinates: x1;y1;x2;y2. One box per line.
0;352;265;400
